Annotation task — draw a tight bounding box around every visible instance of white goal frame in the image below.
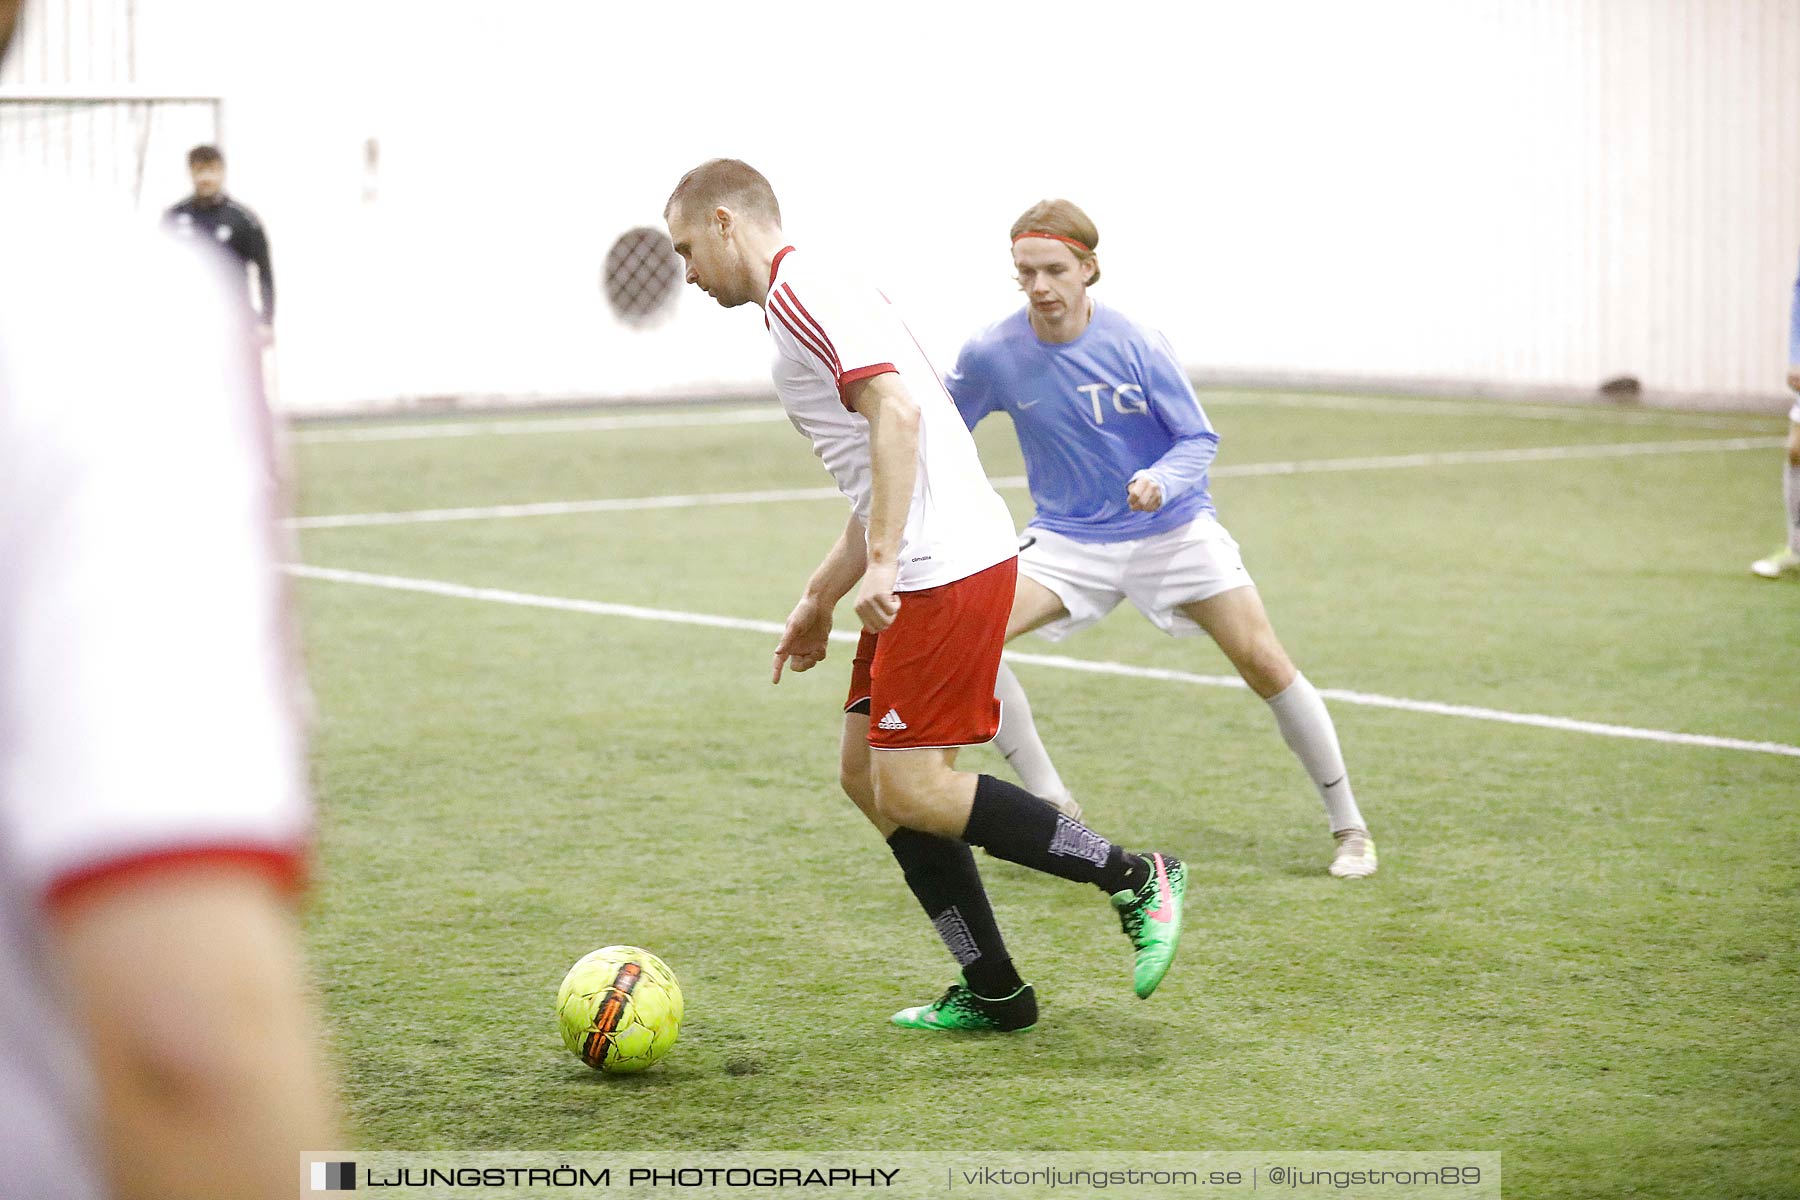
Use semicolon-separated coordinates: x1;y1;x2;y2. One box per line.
0;84;224;212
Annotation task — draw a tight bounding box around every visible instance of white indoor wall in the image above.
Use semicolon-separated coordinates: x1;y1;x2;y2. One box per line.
6;0;1798;412
0;0;134;83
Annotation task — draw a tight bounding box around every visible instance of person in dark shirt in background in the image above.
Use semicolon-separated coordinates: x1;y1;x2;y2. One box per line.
164;145;276;340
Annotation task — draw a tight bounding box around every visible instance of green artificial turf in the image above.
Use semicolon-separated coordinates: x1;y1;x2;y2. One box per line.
290;393;1799;1198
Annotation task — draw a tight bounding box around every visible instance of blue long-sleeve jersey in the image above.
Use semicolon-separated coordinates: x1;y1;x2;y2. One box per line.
947;303;1218;544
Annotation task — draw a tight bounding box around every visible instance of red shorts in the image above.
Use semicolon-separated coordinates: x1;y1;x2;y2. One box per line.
844;556;1018;750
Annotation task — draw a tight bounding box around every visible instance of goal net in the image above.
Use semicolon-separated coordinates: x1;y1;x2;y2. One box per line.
0;86;222;215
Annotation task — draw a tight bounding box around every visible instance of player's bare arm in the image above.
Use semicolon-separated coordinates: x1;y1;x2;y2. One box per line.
846;372;921;633
773;510;868;684
53;867;342;1200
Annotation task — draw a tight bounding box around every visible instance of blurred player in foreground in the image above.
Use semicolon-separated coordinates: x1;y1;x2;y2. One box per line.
950;200;1377;879
1;6;341;1194
1750;250;1800;579
665;159;1187;1031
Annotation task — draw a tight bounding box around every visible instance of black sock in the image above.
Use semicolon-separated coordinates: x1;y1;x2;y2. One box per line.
887;828;1024;998
962;775;1146;895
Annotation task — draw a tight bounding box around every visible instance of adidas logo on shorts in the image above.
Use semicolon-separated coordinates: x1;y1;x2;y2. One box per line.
878;708;908;731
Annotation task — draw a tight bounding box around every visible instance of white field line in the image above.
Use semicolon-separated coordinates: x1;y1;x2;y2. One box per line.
291;408;791;444
288;391;1777;445
290;484;853;529
1211;434;1780;477
288;435;1782;530
284;563;1800;761
1204;391;1775;431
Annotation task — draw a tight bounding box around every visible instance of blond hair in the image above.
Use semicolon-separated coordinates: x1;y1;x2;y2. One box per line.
1009;199;1101;284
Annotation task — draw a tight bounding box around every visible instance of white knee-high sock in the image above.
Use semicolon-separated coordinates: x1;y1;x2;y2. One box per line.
1265;673;1366;832
1785;461;1800;553
992;661;1072;807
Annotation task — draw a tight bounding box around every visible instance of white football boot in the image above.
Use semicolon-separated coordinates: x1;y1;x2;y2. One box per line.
1751;547;1800;579
1330;828;1379;878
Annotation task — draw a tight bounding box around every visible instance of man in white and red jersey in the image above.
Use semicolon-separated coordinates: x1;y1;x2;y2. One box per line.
664;159;1189;1030
1;5;341;1188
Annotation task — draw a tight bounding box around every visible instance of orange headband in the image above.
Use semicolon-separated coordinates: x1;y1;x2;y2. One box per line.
1013;231;1092;253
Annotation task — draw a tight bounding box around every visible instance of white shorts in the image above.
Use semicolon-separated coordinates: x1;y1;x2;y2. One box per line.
1018;516;1254;643
1788;395;1799;424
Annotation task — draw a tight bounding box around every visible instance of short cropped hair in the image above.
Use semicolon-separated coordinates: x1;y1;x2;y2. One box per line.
1010;199;1101;285
665;158;782;227
187;144;224;168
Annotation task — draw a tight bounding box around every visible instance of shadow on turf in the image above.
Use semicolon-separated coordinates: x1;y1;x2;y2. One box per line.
563;1018;1175;1085
564;1065;683;1089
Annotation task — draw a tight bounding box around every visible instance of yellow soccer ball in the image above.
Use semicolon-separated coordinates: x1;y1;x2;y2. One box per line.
555;945;683;1073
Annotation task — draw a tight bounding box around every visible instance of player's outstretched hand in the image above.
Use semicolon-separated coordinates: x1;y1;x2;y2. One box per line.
772;595;833;684
1127;472;1164;512
854;562;901;633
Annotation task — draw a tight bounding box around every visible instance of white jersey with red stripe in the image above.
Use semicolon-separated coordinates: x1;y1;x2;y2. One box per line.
0;193;310;1199
762;246;1016;592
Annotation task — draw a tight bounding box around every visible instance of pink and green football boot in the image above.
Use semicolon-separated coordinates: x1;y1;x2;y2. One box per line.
1111;852;1186;998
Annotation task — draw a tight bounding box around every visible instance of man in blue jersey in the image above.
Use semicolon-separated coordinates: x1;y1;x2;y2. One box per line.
950;199;1377;878
1749;250;1800;579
